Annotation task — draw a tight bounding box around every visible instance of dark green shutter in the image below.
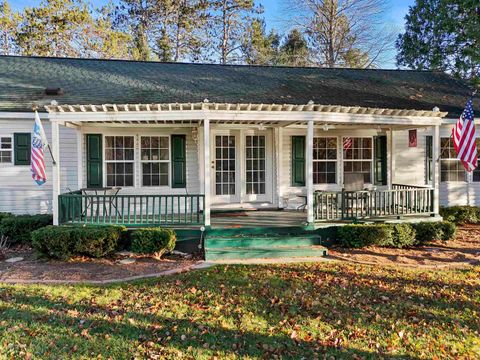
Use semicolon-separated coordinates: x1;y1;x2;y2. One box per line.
87;134;102;188
425;136;433;184
374;136;387;185
14;133;31;165
291;136;306;186
171;135;186;188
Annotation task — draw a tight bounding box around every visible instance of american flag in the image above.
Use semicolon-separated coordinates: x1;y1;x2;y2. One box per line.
343;137;353;150
31;111;48;185
452;98;477;172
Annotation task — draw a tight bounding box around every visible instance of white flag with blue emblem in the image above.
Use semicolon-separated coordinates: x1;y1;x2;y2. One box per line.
31;111;49;185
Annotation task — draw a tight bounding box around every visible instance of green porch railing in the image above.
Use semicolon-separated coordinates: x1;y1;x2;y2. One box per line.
314;187;434;221
59;193;205;226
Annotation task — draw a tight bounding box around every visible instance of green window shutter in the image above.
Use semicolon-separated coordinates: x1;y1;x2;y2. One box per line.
425;136;433;184
291;136;306;186
14;133;31;165
171;135;186;188
86;134;103;188
374;135;387;185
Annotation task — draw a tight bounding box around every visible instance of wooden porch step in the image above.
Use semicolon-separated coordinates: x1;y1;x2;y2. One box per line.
205;233;322;248
205;245;328;261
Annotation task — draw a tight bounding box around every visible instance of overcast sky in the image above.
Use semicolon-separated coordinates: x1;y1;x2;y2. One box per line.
10;0;416;68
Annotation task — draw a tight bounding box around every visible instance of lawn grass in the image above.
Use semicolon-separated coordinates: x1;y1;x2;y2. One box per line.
0;262;479;359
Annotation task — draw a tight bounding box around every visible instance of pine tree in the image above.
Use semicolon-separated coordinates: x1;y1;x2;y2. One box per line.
279;29;310;67
397;0;480;85
0;1;20;55
241;18;280;65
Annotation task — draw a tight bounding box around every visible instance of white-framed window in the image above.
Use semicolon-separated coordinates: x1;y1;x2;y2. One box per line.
140;136;170;187
440;137;465;182
105;136;135;187
470;139;480;182
0;136;12;163
343;137;373;183
313;137;337;184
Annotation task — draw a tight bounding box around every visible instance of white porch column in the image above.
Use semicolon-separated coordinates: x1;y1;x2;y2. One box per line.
203;118;211;227
432;124;440;214
52;121;61;225
275;127;283;208
387;128;394;189
76;128;83;190
306;119;314;224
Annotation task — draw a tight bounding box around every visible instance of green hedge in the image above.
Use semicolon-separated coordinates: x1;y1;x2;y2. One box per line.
338;221;456;248
0;214;53;244
412;221;457;245
439;206;480;224
31;225;126;260
131;228;176;258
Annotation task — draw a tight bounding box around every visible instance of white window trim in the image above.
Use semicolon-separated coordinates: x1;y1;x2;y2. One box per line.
0;135;13;165
140;135;171;188
313;136;338;185
440;137;466;183
103;135;136;188
342;136;374;184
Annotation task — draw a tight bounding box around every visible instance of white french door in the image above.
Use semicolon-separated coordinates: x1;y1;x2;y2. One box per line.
211;129;273;205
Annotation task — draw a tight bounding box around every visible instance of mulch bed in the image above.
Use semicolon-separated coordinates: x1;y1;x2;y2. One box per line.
0;248;199;284
329;224;480;268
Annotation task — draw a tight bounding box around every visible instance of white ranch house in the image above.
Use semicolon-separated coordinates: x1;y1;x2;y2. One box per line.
0;56;479;234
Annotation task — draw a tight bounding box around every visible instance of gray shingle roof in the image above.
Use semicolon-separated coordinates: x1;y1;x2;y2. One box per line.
0;55;476;118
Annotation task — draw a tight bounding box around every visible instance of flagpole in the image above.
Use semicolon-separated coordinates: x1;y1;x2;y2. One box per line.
32;106;56;165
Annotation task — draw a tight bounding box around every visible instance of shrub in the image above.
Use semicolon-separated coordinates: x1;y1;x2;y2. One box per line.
31;226;75;260
337;224;393;248
0;212;13;223
438;221;457;241
390;224;417;248
31;225;125;260
73;225;126;258
0;214;52;244
412;221;457;245
439;206;480;225
131;228;176;258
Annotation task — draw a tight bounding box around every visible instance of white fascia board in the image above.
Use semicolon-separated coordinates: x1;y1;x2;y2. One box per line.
47;110;443;126
0;112;49;120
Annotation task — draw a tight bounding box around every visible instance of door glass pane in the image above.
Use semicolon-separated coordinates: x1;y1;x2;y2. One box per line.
246;135;266;195
215;136;236;195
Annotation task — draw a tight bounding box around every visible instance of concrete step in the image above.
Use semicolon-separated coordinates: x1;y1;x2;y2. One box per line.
205;245;328;261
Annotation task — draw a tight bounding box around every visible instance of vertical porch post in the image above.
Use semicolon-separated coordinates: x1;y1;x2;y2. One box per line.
432;124;440;214
203;118;211;227
52;121;61;225
387;128;394;189
76;128;83;190
275;127;283;208
306;119;314;224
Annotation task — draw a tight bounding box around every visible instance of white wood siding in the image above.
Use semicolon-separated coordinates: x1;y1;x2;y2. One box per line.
81;127;201;195
0;118;78;214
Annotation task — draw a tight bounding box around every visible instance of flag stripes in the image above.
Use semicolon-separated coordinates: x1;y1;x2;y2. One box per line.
452;98;477;172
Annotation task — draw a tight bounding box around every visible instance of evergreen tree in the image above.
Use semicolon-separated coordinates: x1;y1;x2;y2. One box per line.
241;18;280;65
0;1;20;55
208;0;262;64
279;29;310;66
397;0;480;85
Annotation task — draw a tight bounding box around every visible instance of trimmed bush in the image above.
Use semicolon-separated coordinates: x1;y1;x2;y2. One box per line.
0;212;13;223
131;228;176;258
73;226;126;258
389;224;417;248
412;221;457;245
337;224;393;248
31;225;125;260
0;214;52;244
439;206;480;225
438;221;457;241
31;226;75;260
